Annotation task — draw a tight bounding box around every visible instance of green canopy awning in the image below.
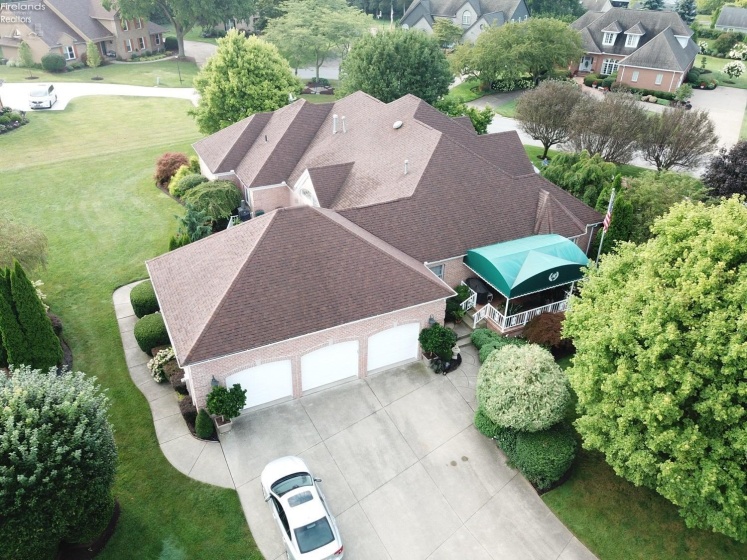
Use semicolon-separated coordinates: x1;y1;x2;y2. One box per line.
464;234;590;299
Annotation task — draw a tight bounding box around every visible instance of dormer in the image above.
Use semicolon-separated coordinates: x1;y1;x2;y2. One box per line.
674;35;690;48
623;22;646;49
601;21;623;47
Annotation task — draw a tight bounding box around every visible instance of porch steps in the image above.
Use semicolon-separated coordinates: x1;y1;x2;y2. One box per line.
445;317;476;346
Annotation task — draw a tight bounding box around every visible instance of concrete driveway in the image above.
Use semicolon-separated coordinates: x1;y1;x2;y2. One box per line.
689;86;747;148
221;349;595;560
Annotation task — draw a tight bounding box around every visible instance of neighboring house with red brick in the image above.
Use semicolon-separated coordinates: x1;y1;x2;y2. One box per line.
147;92;602;411
0;0;165;65
571;8;698;92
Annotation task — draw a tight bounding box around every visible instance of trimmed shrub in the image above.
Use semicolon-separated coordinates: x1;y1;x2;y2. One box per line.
418;323;457;360
478;335;527;363
477;344;570;432
130;280;159;318
178;397;197;427
445;284;470;322
182;180;242;222
154;152;189;186
133;312;170;353
470;328;503;349
170;172;207;198
494;425;519;458
513;423;577;489
474;406;499;438
195;408;215;439
41;53;66;72
524;312;571;351
583;73;599;87
164;36;178;51
206;384;247;420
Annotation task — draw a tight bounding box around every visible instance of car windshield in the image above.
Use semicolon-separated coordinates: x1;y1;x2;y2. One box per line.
30;89;48;97
294;516;334;554
271;472;313;497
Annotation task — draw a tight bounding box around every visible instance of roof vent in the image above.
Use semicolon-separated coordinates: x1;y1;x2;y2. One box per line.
341;116;346;133
404;159;409;175
333;114;338;134
393;120;403;129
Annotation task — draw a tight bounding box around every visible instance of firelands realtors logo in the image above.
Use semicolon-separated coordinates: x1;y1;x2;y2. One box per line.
1;3;45;24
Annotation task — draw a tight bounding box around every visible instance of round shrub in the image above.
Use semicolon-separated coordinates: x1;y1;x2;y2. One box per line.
133;312;170;354
41;53;66;72
418;323;457;360
470;328;503;349
154;152;189;186
170;172;207;198
130;280;159;318
478;336;527;363
474;406;499;438
477;343;570;432
165;36;178;51
513;423;577;490
195;408;215;439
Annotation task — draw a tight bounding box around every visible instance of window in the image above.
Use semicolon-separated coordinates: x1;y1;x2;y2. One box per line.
462;11;471;25
154;34;161;45
625;34;639;48
121;18;128;31
64;45;75;60
602;32;616;46
125;39;133;53
136;18;143;29
631;70;639;82
601;58;619;75
655;73;663;85
138;37;146;50
429;264;445;279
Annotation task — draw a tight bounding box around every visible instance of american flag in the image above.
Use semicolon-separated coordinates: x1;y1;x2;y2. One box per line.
603;188;616;232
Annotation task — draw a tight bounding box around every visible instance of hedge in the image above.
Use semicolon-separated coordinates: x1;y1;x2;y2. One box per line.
474;406;499;438
476;335;528;363
471;328;503;349
513;423;577;490
41;53;66;73
130;280;159;318
133;312;170;354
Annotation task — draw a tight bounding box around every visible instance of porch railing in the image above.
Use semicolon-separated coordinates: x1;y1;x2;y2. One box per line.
226;215;240;229
460;282;477;311
472;299;569;332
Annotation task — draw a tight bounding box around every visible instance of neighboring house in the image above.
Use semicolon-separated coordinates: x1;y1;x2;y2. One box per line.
715;6;747;34
400;0;530;42
571;8;698;92
0;0;166;64
147;92;602;411
580;0;630;13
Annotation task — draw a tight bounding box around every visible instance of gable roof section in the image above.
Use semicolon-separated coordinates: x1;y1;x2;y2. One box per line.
402;0;522;24
716;6;747;29
623;27;698;71
45;0;114;42
3;0;84;46
307;163;354;207
147;206;453;365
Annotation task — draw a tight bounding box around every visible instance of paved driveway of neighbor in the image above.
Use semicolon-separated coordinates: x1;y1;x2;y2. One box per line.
221;348;596;560
689;86;747;148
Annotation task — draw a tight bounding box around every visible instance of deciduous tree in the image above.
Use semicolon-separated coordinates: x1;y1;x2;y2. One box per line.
541;150;616;206
434;96;494;134
191;31;299;134
0;366;118;559
18;41;34;78
563;196;747;542
339;28;452;104
702;140;747;197
432;18;463;48
515;80;584;159
638;108;718;171
86;41;102;78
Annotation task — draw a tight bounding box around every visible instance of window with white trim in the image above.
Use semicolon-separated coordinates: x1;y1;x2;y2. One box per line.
429;264;445;279
631;70;639;82
462;11;471;25
625;34;639;48
138;37;146;50
155;34;161;45
121;18;129;31
602;32;616;46
125;39;133;52
601;58;619;75
136;18;143;29
64;45;75;60
655;73;663;85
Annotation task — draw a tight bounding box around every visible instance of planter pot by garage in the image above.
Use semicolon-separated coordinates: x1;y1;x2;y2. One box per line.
215;416;232;434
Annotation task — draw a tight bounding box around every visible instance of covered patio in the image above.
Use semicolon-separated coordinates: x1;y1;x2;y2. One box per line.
462;234;591;333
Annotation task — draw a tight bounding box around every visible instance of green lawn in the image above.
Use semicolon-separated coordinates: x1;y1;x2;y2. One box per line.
0;97;259;559
449;77;490;103
160;23;219;45
494;98;518;118
523;145;648;178
698;55;747;89
0;59;198;87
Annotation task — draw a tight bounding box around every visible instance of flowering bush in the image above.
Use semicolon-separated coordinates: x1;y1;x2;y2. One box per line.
147;346;175;382
723;60;746;79
728;43;747;60
698;41;708;53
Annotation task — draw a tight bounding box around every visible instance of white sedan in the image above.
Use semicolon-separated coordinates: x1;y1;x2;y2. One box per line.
260;456;344;560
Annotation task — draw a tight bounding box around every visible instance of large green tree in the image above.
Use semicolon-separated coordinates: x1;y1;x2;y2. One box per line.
10;261;62;370
455;18;584;86
0;366;118;559
264;0;371;81
190;31;299;134
338;28;452;104
563;196;747;542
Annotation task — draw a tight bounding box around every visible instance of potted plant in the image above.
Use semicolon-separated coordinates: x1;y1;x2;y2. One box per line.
206;383;247;434
591;80;598;88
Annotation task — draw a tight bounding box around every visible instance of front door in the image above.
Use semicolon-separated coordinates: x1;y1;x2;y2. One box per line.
579;56;593;72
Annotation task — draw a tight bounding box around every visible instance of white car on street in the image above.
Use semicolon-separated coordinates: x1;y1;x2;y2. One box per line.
260;456;344;560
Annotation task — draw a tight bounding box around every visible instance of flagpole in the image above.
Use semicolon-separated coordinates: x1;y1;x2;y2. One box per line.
595;187;615;267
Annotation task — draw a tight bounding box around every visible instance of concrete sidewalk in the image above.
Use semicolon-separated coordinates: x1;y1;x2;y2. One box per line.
113;281;234;489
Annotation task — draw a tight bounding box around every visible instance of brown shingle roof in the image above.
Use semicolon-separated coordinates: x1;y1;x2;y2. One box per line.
146;206;453;365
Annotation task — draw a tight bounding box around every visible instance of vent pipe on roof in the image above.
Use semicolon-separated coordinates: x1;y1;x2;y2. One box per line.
341;116;346;133
333;114;338;134
264;135;268;142
404;159;409;175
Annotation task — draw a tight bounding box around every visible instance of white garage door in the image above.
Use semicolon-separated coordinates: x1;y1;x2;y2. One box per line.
367;323;420;372
301;341;359;392
225;360;293;409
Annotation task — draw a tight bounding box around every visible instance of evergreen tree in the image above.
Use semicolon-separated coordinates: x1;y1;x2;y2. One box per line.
0;267;30;367
10;261;62;370
676;0;697;24
641;0;664;9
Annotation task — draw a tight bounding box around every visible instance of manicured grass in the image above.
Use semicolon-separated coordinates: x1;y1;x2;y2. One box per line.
523;145;648;178
0;59;198;88
544;451;747;560
0;97;260;559
449;77;490;102
161;23;219;45
494;98;518;118
698;55;747;89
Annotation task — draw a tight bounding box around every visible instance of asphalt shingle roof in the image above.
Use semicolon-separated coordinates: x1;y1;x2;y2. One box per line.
716;7;747;29
623;27;699;71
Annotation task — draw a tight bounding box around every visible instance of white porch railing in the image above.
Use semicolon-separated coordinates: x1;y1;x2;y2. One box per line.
472;299;569;332
226;215;240;229
460;282;477;311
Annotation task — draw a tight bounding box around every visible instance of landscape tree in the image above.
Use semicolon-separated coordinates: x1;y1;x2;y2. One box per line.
0;268;30;368
563;196;747;542
515;80;584;159
10;261;62;370
104;0;255;58
525;0;584;18
638;108;718;171
0;216;48;272
569;92;647;164
86;41;102;78
640;0;664;9
432;18;463;48
264;0;371;81
191;30;299;134
702;140;747;196
0;366;118;559
434;96;494;134
463;18;584;87
540;150;616;206
339;28;453;104
675;0;697;24
723;60;746;79
712;32;739;55
18;41;35;78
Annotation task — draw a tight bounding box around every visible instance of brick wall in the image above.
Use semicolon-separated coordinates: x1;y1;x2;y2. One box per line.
187;299;445;408
442;258;472;288
619;66;683;93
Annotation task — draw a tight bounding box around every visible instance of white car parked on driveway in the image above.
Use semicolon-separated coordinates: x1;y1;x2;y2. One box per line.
260;456;344;560
29;84;57;109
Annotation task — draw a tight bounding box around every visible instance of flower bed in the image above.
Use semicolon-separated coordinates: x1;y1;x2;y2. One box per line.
0;107;29;135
